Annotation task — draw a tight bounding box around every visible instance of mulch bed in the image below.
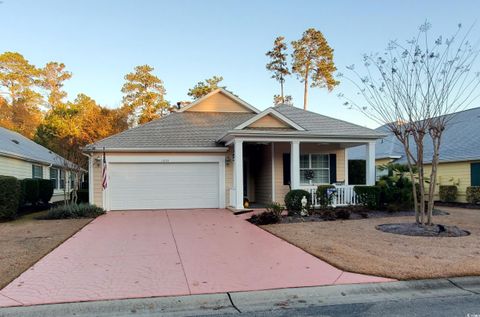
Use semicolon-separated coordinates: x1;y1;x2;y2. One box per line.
280;208;448;224
376;223;470;237
434;201;480;209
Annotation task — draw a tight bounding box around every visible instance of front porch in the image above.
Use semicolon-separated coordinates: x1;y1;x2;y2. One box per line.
226;138;376;210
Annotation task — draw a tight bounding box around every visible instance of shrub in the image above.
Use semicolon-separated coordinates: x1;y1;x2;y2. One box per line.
247;211;280;225
71;189;89;203
38;179;54;204
466;186;480;205
354;185;380;209
284;190;311;215
41;203;105;219
439;185;458;203
316;185;335;208
265;202;284;219
21;178;40;204
0;175;20;219
377;174;413;210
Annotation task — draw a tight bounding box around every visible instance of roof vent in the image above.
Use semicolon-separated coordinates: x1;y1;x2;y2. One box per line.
11;139;19;144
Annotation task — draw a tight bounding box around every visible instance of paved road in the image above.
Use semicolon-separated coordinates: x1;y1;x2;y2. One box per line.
200;294;480;317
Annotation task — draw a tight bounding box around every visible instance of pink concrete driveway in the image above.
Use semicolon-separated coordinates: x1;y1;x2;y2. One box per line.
0;209;392;307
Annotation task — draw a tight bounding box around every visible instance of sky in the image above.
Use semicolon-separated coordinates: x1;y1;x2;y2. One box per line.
1;0;479;128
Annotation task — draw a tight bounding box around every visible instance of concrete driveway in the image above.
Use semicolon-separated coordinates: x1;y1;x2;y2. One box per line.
0;209;392;307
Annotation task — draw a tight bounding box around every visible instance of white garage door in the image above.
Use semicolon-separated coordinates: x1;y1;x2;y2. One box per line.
108;162;220;210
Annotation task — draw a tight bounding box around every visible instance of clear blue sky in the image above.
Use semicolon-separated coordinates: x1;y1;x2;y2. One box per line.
1;0;479;128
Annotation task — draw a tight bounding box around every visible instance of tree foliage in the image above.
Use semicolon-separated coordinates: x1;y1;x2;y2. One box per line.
291;28;339;110
121;65;169;126
266;37;290;103
188;76;225;100
40;62;72;109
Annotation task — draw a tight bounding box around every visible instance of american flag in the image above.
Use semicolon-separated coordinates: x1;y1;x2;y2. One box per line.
102;149;107;190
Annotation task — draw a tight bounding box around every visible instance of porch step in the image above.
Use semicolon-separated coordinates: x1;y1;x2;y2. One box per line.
226;206;254;215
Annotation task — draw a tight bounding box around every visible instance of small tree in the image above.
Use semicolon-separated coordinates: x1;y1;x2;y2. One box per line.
266;36;290;103
291;28;339;110
188;76;225;100
340;22;480;225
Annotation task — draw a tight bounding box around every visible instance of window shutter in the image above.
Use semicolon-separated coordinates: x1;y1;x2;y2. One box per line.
329;154;337;184
472;163;480;186
283;153;291;185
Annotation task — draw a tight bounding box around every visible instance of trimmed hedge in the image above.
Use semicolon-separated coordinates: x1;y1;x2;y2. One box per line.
354;185;380;209
439;185;458;203
38;179;54;204
316;185;335;208
285;189;311;214
22;178;40;204
466;186;480;204
41;203;105;219
0;175;20;219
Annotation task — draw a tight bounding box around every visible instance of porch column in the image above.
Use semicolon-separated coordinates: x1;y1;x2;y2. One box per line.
234;139;244;209
290;141;300;189
366;141;376;185
344;147;349;185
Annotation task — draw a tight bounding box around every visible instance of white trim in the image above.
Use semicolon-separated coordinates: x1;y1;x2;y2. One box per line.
234;139;244;209
103;154;225;211
366;141;376;185
233;108;305;131
290;141;300;189
178;88;260;114
344;148;349;185
225;137;378;147
271;142;275;202
84;147;228;153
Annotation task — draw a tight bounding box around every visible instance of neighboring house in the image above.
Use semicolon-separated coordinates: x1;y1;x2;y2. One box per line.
84;88;384;211
0;126;76;203
348;107;480;202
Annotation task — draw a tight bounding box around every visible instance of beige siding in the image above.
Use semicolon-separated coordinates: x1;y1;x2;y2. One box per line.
0;155;33;179
185;92;252;113
375;158;395;166
248;115;291;129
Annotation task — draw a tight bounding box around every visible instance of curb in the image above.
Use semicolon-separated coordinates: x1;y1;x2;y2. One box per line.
1;277;479;316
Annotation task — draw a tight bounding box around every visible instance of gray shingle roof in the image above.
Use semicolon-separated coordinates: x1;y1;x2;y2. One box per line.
86;105;384;151
86;112;255;149
348;107;480;163
0;126;70;166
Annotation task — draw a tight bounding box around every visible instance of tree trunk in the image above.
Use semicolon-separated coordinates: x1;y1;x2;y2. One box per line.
303;66;309;110
415;137;426;225
280;78;285;104
427;134;442;225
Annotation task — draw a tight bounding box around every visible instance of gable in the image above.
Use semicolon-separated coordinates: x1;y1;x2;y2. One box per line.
184;91;255;113
246;114;293;129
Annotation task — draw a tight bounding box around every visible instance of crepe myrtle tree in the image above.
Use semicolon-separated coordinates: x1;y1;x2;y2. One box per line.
338;22;480;225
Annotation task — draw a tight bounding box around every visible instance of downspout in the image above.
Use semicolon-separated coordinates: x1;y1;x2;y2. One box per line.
81;152;94;204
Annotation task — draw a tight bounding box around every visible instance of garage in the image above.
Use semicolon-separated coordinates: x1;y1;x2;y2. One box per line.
108;162;220;210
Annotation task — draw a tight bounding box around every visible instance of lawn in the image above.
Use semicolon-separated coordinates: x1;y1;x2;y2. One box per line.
262;207;480;280
0;211;92;289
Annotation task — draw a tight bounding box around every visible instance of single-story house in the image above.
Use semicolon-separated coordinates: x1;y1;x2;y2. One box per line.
83;88;384;211
0;126;76;203
348;107;480;202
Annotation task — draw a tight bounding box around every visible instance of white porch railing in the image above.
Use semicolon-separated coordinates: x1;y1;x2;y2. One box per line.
305;184;358;207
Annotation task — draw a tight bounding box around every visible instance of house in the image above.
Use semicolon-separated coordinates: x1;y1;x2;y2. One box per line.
348;107;480;202
0;126;76;203
83;89;384;211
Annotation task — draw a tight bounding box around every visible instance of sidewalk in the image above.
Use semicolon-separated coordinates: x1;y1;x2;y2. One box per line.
1;277;478;317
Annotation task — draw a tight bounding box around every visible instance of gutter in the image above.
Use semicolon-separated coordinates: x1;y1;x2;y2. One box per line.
217;130;387;142
82;147;229;153
0;151;65;168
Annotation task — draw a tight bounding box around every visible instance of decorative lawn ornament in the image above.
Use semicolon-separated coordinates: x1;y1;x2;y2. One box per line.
300;195;308;216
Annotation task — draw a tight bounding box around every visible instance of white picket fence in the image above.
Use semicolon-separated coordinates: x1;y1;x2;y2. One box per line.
306;184;358;207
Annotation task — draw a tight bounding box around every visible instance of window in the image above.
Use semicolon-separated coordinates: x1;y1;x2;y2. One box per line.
59;170;65;189
50;168;59;189
32;165;43;179
300;154;330;185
